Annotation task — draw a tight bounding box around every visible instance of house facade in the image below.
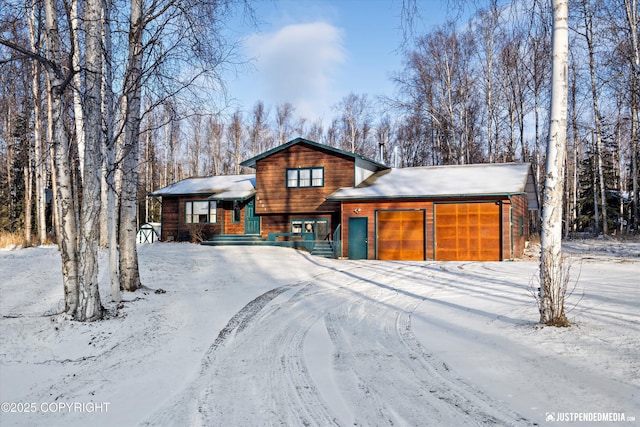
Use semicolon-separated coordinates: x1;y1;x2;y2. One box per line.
150;138;538;261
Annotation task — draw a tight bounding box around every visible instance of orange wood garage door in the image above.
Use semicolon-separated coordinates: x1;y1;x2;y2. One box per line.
377;210;425;260
435;202;501;261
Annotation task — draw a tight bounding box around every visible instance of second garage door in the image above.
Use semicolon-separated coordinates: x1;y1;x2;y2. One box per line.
435;202;501;261
377;210;425;260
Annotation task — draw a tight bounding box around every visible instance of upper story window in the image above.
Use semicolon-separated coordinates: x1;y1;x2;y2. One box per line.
287;167;324;188
185;200;217;224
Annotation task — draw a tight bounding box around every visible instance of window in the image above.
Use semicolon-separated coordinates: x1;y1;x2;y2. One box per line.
286;167;324;188
299;169;311;187
519;216;524;236
185;200;217;224
291;220;303;234
290;218;329;238
312;168;323;186
232;201;241;223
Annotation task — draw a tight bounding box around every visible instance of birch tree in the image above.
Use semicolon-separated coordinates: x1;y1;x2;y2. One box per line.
26;1;47;245
581;0;608;235
76;0;105;320
42;0;81;316
623;0;639;232
539;0;569;326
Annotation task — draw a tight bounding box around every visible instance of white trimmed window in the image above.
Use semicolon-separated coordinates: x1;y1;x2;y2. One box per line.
286;167;324;188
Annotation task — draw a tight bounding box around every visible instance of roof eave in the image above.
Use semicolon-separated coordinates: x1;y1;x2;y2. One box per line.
240;137;388;170
327;192;527;202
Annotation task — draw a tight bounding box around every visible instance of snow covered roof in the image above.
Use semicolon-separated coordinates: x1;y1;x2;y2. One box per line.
328;163;538;209
150;174;256;200
240;137;387;170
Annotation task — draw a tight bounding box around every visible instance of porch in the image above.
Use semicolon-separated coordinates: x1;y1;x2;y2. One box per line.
201;232;338;258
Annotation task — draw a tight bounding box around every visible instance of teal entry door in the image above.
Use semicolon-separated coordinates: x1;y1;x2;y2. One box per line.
348;217;368;259
244;199;260;235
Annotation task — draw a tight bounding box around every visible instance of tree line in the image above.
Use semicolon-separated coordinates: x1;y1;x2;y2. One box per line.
140;0;638;236
0;0;638;322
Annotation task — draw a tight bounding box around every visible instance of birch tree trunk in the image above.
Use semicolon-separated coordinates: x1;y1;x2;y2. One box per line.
75;0;105;321
27;2;47;245
624;0;639;233
102;0;121;302
118;0;143;292
44;0;80;314
539;0;569;326
23;162;33;245
70;0;85;181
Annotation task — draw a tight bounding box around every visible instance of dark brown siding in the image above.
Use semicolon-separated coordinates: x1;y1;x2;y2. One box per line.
160;195;226;241
160;198;179;241
254;143;354;216
220;201;246;235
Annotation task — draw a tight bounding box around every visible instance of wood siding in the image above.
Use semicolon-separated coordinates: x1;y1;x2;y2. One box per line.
159;196;253;241
254;143;354;216
510;194;530;258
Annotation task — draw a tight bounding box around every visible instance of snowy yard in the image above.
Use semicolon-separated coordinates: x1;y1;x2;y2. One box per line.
0;239;639;426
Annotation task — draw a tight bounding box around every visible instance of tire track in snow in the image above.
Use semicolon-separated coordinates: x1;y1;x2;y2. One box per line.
323;264;530;426
144;262;532;426
143;264;378;426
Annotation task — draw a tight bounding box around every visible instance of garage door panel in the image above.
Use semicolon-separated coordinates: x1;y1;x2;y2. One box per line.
435;202;501;261
377;210;425;261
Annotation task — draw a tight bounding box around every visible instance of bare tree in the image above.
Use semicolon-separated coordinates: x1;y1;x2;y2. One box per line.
539;0;569;326
276;102;294;145
247;101;272;156
334;92;372;154
75;0;105;320
228;110;243;174
623;0;639;232
580;0;608;235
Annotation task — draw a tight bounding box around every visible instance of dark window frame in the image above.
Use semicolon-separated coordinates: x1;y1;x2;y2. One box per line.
184;200;217;224
286;167;324;188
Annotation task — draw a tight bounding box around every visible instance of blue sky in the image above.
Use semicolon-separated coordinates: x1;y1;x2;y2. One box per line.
224;0;464;123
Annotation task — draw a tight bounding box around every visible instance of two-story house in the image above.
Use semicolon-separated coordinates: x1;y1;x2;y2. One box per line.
150;138;538;261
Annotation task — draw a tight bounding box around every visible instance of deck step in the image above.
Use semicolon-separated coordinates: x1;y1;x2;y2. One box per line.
202;235;334;258
311;241;335;258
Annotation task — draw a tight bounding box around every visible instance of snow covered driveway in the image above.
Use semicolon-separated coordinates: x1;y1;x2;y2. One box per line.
1;242;639;426
145;262;527;426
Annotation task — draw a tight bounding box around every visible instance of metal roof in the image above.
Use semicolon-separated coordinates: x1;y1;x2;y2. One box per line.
240;137;388;170
328;163;539;209
149;174;256;201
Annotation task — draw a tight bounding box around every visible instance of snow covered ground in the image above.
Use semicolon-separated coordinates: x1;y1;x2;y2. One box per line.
0;239;638;426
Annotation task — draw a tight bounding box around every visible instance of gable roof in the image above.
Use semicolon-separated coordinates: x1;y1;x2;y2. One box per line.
240;137;388;170
328;163;539;209
149;174;256;201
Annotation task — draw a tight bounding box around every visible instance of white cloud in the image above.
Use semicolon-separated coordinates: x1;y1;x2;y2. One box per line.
244;22;346;120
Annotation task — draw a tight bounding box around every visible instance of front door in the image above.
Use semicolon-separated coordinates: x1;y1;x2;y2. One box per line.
244;199;260;235
348;217;368;259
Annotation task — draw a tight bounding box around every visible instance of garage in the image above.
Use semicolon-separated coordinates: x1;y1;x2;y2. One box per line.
377;210;425;260
435;202;501;261
329;163;537;261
